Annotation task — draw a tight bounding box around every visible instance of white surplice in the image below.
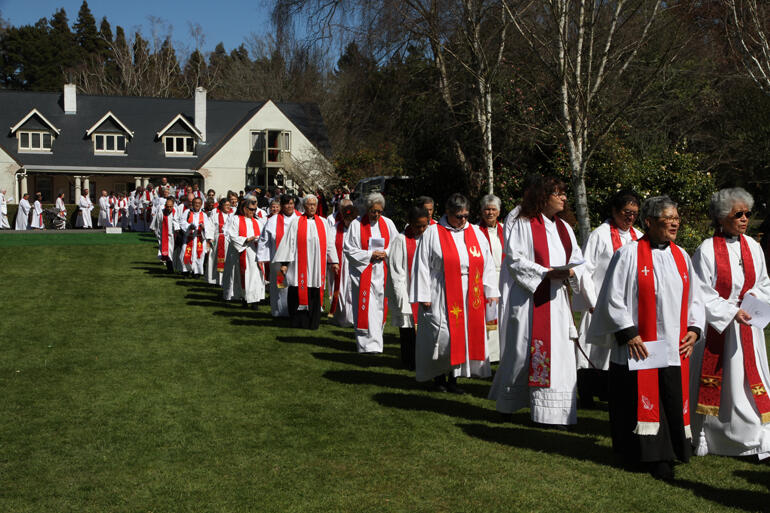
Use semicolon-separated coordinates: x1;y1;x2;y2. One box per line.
576;221;644;370
206;210;233;285
272;215;339;296
488;214;585;425
30;200;44;229
178;209;213;274
15;198;31;230
223;215;266;304
691;235;770;459
479;223;504;363
257;212;299;317
497;205;521;359
98;196;111;227
345;215;399;353
329;221;354;327
0;192;10;229
55;197;67;220
409;217;500;381
151;208;179;261
75;195;93;228
388;232;419;329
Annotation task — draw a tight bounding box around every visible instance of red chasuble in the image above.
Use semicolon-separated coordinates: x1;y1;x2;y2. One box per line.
296;215;327;307
238;215;259;289
356;216;390;331
635;236;691;435
437;224;487;366
610;221;638;252
275;215;287;288
405;228;419;321
329;222;346;314
697;235;770;422
183;211;205;265
216;211;227;272
529;215;573;387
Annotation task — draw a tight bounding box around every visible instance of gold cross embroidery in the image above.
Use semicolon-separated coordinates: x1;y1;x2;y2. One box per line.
450;304;463;320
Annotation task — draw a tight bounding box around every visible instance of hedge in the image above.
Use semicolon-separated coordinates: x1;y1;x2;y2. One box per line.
6;203;98;230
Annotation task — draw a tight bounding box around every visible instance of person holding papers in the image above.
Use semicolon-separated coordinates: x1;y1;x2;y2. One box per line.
588;196;704;481
691;187;770;461
488;176;587;429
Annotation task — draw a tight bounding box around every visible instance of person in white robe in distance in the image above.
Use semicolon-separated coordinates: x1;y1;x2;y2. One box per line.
222;197;266;306
0;189;11;229
15;193;31;230
30;192;44;230
75;189;93;228
152;197;179;273
258;194;299;317
178;197;213;277
327;200;357;328
477;194;505;363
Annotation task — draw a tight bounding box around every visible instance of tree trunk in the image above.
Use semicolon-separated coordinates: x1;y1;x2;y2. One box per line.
570;156;591;245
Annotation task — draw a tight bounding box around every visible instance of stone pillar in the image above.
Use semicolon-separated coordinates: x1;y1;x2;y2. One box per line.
74;175;82;204
20;172;28;196
134;176;142;189
142;177;149;188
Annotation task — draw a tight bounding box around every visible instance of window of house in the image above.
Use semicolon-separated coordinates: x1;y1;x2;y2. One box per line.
94;134;127;154
18;131;53;152
163;135;194;156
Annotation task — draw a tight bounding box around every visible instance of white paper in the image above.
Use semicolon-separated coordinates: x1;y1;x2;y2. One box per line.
741;294;770;329
627;340;669;371
485;302;498;323
551;259;585;271
369;237;385;250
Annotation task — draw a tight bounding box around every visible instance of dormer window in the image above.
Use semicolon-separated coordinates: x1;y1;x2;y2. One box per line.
85;111;133;156
11;108;60;153
94;133;127;154
164;135;194;155
156;114;201;157
19;131;53;152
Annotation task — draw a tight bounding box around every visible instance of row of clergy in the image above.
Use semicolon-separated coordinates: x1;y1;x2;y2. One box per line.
152;182;770;481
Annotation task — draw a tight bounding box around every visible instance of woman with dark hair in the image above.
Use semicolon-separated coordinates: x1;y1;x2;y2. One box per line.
489;176;586;428
576;190;644;408
207;198;234;286
223;198;265;306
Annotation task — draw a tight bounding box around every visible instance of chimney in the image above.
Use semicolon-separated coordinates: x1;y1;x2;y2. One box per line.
64;83;77;114
195;87;207;143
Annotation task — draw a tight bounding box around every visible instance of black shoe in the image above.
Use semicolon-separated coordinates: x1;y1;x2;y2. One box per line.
649;461;674;481
430;375;447;393
445;381;466;395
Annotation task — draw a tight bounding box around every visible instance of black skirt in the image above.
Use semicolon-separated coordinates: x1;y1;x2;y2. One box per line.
287;285;322;330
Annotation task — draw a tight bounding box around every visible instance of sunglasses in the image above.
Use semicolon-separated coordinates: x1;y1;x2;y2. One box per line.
733;210;752;219
453;213;470;220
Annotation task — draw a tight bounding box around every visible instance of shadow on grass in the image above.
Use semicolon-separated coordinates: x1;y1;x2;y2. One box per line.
373;391;500;423
671;477;770;512
324;369;421;391
313;351;403;370
734;469;770;489
458;422;613;466
131;265;177;278
277;335;354;352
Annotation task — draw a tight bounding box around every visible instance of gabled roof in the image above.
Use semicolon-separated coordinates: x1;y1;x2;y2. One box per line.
10;108;61;135
85;111;134;138
156;113;202;140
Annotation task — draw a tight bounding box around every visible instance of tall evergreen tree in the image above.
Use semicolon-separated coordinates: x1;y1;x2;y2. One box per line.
73;1;99;55
97;17;112;59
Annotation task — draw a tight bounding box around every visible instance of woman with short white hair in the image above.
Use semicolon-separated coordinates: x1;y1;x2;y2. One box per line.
478;194;504;362
691;187;770;460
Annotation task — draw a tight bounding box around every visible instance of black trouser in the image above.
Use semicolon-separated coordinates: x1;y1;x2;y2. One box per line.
399;327;416;370
577;368;609;406
287;286;322;330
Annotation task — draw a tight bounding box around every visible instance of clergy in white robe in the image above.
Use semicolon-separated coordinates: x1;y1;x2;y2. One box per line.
141;188;156;231
223;199;266;305
30;194;44;229
588;196;704;481
388;206;431;370
575;192;643;408
151;198;179;272
327;201;357;328
257;196;298;317
410;194;500;393
477;194;505;363
178;198;214;276
274;195;339;330
0;189;10;229
55;194;67;223
97;191;111;228
488;177;586;426
15;195;31;230
691;188;770;460
75;190;93;228
207;200;234;286
116;195;129;229
344;193;399;353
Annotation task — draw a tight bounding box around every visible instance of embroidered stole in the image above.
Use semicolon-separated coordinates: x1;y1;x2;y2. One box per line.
405;229;419;321
296;215;327;309
635;236;691;436
697;235;770;422
238;215;259;289
160;209;175;260
216;211;228;272
356;217;390;331
183;211;205;264
529;215;573;387
437;224;486;366
329;222;345;314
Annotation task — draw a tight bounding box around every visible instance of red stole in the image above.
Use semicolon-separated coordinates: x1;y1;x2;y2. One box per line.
479;222;505;264
329;222;346;314
160;208;175;260
183;211;205;264
437;224;487;365
238;215;259;289
697;235;770;422
216;210;227;272
276;215;287;288
635;236;691;435
610;221;638;252
529;215;573;387
405;229;419;321
356;216;390;330
296;214;327;307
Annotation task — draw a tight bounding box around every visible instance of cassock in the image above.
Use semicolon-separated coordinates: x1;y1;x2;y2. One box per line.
207;209;233;286
15;198;31;230
98;196;111;227
388;228;422;369
223;214;266;304
30;200;44;229
328;220;354;327
409;217;500;381
577;221;644;369
178;209;213;275
691;234;770;459
344;215;399;353
497;205;521;359
151;208;179;265
588;238;704;463
478;222;504;363
488;213;586;425
257;212;298;317
75;195;93;228
273;213;339;330
0;192;10;229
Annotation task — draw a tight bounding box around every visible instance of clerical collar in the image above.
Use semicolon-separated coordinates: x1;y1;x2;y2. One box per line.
439;215;466;232
648;240;670;250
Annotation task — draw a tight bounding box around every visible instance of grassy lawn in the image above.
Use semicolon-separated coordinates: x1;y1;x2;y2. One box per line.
0;232;768;512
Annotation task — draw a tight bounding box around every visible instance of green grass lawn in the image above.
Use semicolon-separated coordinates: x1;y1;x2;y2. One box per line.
0;232;768;512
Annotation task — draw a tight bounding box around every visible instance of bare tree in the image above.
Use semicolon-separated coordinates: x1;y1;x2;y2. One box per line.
502;0;679;242
724;0;770;93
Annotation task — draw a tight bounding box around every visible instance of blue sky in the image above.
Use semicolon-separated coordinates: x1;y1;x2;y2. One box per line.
0;0;275;56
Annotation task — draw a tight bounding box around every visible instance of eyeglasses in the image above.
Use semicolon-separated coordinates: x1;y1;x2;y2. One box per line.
452;213;470;220
621;209;639;218
368;209;383;215
733;210;752;219
245;207;256;212
550;191;567;198
659;215;681;224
